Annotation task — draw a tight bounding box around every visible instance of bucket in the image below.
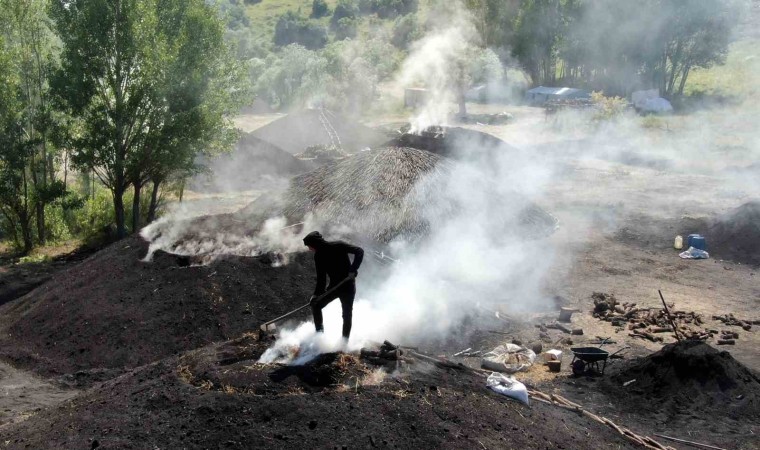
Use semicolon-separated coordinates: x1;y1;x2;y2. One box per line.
547;361;562;373
687;234;701;247
690;235;707;251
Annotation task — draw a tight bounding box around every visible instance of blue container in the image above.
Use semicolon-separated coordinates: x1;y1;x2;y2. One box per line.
690;235;707;251
687;234;701;247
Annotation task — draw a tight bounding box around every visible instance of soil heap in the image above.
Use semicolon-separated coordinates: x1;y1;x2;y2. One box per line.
0;333;639;449
189;133;316;193
707;200;760;266
384;125;518;161
0;235;316;384
606;340;760;420
250;108;388;154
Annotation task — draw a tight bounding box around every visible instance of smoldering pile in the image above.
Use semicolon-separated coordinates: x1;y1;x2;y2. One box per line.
145;143;557;259
707;201;760;266
605;340;760;419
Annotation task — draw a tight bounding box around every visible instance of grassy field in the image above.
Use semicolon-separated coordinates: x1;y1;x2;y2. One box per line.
685;38;760;100
244;0;340;42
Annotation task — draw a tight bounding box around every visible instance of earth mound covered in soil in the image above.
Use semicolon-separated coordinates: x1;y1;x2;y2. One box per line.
384;125;519;162
0;235;315;384
0;334;639;449
707;200;760;266
605;340;760;419
250;108;388;154
189;133;316;193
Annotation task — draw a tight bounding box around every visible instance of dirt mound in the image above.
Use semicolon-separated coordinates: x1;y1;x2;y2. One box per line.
250;108;388;154
0;337;639;449
707;201;760;266
384;125;519;161
189;133;316;193
0;235;316;383
606;341;760;420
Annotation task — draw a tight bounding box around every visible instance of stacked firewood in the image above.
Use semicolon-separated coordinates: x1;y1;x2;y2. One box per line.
591;292;709;342
713;314;757;331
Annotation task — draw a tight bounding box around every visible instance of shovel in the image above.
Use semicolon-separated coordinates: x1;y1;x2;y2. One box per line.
259;276;353;333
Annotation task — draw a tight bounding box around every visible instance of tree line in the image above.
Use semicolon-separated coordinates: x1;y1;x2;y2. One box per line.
466;0;739;97
0;0;246;253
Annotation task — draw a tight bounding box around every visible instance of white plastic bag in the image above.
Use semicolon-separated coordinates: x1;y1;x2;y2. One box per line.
486;372;529;405
679;246;709;259
481;343;536;373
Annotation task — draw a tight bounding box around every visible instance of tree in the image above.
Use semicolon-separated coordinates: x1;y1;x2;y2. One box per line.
50;0;246;237
391;13;421;49
331;0;359;31
274;11;328;50
1;0;65;246
254;44;330;109
311;0;331;18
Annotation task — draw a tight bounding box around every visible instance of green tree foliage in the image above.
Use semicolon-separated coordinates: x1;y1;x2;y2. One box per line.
469;0;737;97
0;0;66;252
391;12;422;49
50;0;246;237
331;0;360;31
359;0;418;18
311;0;331;19
274;11;328;50
254;44;331;109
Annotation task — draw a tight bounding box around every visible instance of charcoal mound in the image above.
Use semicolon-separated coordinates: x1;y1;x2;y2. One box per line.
606;341;760;419
0;235;315;383
707;201;760;266
250;108;388;154
0;339;638;450
384;125;519;161
189;133;316;193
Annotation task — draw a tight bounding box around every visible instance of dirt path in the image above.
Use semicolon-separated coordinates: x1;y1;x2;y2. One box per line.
0;360;77;429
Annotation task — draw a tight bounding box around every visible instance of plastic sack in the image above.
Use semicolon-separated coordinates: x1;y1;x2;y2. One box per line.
486;372;529;405
679;246;709;260
542;349;563;363
481;343;536;373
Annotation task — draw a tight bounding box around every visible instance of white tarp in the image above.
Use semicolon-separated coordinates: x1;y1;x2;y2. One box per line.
481;343;536;373
640;97;673;113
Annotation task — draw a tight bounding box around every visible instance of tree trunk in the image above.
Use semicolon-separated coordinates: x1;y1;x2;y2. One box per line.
132;182;141;233
114;186;126;239
677;64;691;96
147;179;161;223
36;202;45;245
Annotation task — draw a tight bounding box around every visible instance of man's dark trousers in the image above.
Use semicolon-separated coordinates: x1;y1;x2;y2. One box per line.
311;281;355;338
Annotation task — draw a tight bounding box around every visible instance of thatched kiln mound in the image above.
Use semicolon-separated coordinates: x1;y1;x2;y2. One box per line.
189;133;316;193
250;108;388;155
235;147;557;244
0;235;315;384
707;201;760;266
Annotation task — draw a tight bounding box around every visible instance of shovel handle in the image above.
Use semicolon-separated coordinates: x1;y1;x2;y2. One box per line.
259;276;353;331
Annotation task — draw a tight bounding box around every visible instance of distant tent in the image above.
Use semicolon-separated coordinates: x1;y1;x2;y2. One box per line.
525;86;590;105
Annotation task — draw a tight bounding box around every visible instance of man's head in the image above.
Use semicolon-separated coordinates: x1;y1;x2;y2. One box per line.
303;231;325;251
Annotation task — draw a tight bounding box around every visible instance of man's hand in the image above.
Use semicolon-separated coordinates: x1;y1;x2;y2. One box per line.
309;295;318;306
348;271;357;280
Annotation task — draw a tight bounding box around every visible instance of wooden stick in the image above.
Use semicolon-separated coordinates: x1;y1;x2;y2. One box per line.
658;290;682;342
653;434;727;450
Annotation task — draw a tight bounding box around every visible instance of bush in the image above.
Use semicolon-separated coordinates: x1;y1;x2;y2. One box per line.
359;0;418;18
391;13;421;49
331;0;359;31
274;12;328;50
591;91;628;121
311;0;330;18
334;16;358;40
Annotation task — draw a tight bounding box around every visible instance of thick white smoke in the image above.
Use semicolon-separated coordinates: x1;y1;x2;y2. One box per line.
395;2;479;132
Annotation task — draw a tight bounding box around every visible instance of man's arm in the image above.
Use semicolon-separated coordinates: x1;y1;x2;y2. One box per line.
339;241;364;273
314;254;327;296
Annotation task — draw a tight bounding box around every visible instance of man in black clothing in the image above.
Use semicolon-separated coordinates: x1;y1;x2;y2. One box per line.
303;231;364;340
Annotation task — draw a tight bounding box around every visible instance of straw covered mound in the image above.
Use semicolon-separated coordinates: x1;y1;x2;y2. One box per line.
275;146;557;243
250;108;389;155
282;147;450;242
189;133;315;193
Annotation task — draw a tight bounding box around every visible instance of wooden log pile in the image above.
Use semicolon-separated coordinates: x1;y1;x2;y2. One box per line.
712;314;757;331
591;292;715;342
